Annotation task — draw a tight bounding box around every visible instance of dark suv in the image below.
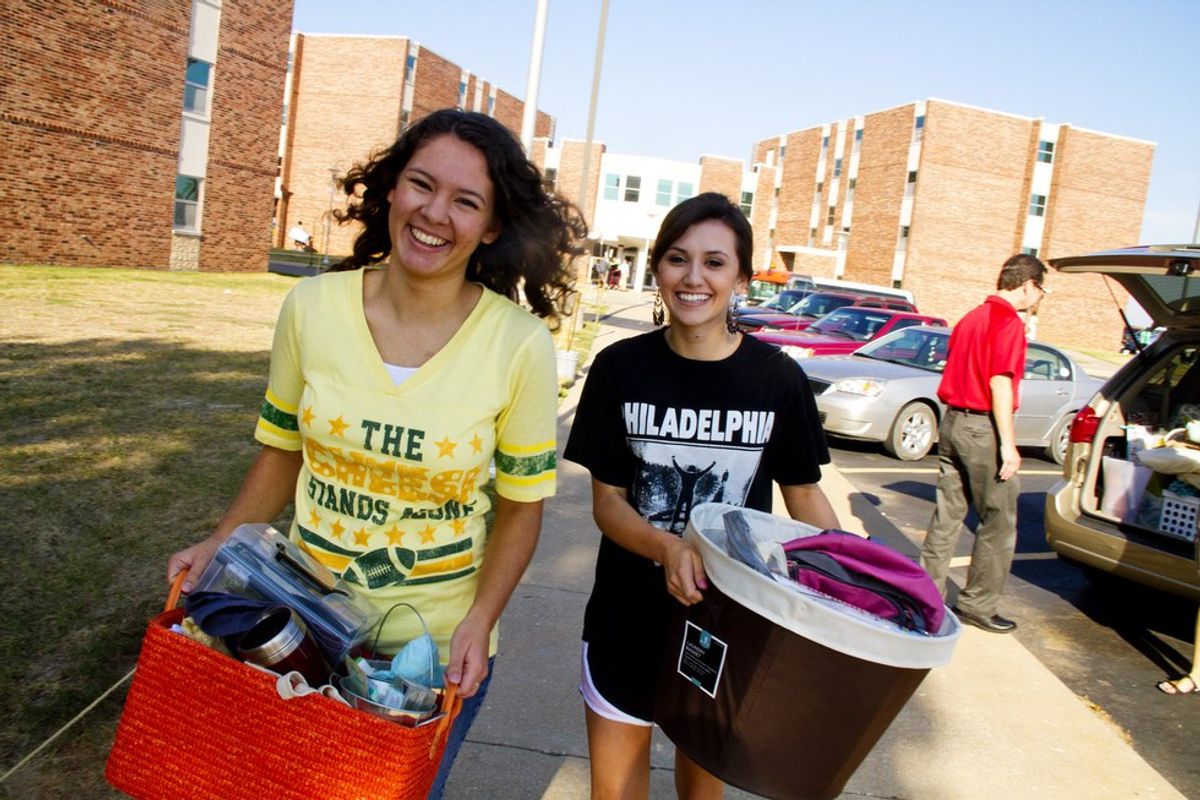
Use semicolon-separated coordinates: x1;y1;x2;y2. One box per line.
1045;245;1200;600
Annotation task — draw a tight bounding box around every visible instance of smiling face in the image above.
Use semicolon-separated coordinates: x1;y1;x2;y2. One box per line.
385;133;501;282
654;219;747;335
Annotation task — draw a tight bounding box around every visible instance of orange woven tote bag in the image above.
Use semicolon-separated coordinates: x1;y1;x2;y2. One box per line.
106;575;460;799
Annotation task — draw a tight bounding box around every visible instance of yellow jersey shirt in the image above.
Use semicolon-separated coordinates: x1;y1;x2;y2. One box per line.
254;268;558;658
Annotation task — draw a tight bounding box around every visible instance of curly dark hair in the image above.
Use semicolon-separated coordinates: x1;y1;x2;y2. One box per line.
332;109;587;320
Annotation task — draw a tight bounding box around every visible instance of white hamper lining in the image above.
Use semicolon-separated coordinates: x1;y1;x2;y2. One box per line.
686;503;960;669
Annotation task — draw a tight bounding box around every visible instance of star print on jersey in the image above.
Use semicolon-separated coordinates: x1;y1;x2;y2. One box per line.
329;415;349;436
435;436;457;458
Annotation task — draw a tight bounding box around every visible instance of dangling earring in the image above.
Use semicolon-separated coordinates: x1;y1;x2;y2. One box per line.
652;290;665;326
726;296;739;334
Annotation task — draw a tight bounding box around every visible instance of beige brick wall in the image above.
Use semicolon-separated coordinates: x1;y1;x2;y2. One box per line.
0;0;289;271
842;104;913;288
749;100;1153;350
555;140;605;229
698;156;743;200
749;164;776;270
774;129;820;254
1036;127;1154;349
281;38;557;260
282;35;407;258
905;101;1036;321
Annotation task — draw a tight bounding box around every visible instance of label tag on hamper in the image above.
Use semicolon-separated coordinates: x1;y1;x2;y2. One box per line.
677;622;727;699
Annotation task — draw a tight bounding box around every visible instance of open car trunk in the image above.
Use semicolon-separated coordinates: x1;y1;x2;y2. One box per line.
1054;246;1200;558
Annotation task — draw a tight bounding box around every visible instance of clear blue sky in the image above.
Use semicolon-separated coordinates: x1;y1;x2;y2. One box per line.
292;0;1198;245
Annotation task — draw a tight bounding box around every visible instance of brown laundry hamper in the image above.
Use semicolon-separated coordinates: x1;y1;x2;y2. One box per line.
654;503;960;800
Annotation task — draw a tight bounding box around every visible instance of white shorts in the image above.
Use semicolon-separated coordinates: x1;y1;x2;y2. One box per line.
579;642;652;727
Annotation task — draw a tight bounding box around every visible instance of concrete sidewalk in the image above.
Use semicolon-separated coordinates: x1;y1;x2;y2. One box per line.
443;290;1183;799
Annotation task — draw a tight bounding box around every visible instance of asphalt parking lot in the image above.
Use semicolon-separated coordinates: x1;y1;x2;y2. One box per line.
826;437;1199;797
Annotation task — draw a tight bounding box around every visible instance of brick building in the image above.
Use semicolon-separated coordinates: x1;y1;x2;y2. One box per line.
750;99;1155;350
536;142;765;290
278;34;554;259
0;0;292;272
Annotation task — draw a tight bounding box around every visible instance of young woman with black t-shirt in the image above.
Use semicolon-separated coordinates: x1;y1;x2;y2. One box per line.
564;192;841;799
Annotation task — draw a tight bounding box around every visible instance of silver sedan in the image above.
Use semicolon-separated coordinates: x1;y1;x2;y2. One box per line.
798;326;1105;462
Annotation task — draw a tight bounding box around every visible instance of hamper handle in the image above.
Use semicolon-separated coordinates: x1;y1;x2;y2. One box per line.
429;682;462;759
166;569;189;612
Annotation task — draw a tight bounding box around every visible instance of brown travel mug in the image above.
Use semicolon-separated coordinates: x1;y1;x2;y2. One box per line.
237;606;332;687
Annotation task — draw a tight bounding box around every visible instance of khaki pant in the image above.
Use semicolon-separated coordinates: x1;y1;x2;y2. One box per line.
920;409;1019;616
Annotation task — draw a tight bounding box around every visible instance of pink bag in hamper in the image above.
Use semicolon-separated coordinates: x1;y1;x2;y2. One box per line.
782;530;945;633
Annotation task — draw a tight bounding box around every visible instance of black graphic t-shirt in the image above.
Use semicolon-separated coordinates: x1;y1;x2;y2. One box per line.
564;329;828;709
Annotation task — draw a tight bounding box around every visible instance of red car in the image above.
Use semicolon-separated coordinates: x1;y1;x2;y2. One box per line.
738;292;919;332
751;307;947;357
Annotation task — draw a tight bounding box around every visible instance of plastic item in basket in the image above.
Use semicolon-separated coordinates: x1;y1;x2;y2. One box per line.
1159;490;1199;542
194;524;378;665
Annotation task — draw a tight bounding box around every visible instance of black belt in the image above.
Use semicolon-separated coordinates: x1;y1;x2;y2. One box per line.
948;406;989;416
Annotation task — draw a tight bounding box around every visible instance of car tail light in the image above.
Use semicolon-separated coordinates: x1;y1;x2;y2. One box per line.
1069;406;1101;444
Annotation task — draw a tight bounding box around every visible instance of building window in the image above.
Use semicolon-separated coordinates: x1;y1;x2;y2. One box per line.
826;206;835;225
400;109;410;130
174;175;201;230
543;167;557;188
810;227;818;239
816;181;823;193
1029;194;1047;216
907;171;917;183
779;145;787;160
487;94;495;116
457;81;467;109
900;225;910;238
834;158;843;177
656;178;673;207
676;181;693;202
740;191;754;217
405;55;416;85
848;178;857;189
603;173;620;201
1037;140;1055;164
855;128;864;141
822;135;829;148
1021;246;1039;256
183;58;212;115
624;175;641;202
915;115;925;129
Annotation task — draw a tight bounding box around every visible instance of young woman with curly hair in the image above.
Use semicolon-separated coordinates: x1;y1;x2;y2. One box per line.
169;109;586;797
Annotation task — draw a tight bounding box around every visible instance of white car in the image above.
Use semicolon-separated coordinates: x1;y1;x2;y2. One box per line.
800;326;1104;461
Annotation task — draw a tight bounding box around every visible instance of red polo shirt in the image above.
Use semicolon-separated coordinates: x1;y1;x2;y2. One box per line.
937;295;1027;412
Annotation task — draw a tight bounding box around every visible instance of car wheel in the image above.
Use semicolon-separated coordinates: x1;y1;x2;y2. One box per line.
1045;413;1073;465
884;402;937;461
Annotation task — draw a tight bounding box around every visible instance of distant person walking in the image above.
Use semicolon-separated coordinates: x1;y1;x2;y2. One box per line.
920;254;1048;634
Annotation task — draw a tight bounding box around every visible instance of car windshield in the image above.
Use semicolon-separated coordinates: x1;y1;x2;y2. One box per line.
808;308;891;341
760;291;802;311
792;294;853;319
858;328;949;372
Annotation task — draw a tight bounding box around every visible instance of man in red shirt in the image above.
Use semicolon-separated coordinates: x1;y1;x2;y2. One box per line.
920;254;1048;633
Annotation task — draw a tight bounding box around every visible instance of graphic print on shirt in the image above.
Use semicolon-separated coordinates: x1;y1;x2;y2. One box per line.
259;397;553;590
623;401;774;534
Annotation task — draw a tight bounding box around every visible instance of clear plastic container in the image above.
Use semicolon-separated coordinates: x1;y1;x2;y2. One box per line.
193;524;378;665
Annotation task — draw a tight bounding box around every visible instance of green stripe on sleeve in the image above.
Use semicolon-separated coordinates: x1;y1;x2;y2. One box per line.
494;449;556;477
259;397;299;431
